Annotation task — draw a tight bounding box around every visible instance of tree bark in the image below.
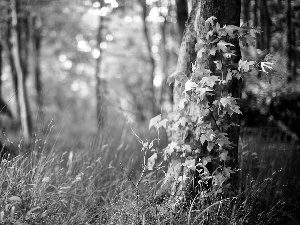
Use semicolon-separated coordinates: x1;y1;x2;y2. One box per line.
5;2;20;119
10;0;32;144
32;15;43;109
0;42;2;96
159;19;169;106
241;0;251;23
168;0;242;201
175;0;188;43
287;0;296;81
140;0;156;116
95;0;107;131
259;1;271;51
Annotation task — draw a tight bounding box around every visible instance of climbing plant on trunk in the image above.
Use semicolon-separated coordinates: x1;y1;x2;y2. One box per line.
149;0;273;207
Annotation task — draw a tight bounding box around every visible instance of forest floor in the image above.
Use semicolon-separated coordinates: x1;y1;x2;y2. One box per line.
0;112;300;224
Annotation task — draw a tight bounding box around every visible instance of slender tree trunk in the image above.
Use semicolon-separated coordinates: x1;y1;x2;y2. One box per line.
140;0;156;116
260;1;271;51
5;3;20;119
95;1;106;131
32;16;43;109
0;41;13;118
10;0;32;144
253;0;261;50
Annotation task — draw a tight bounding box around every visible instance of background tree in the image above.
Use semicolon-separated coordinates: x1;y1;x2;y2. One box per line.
10;0;32;144
95;0;107;131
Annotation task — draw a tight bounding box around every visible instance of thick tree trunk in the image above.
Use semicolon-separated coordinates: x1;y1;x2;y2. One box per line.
0;42;2;96
10;0;32;144
95;1;106;131
241;0;251;23
140;0;156;116
175;0;188;43
167;0;242;202
287;0;296;81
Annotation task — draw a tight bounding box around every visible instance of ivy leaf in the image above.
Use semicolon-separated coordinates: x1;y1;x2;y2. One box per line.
196;87;213;100
216;133;231;147
202;156;211;166
149;114;161;130
164;141;179;157
207;141;215;151
197;48;206;59
260;62;274;73
219;150;228;161
179;117;188;126
200;75;220;87
239;36;248;47
206;30;214;40
178;97;187;110
243;34;256;46
178;175;189;182
220;97;232;107
194;69;212;78
224;25;240;38
226;70;232;81
184;80;198;92
223;167;234;178
212;172;226;186
183;158;196;171
159;119;168;129
205;16;217;29
238;60;255;72
167;71;185;85
217;40;234;53
230;104;242;115
223;52;235;59
214;60;222;70
147;153;157;171
209;47;217;56
200;133;213;144
215;22;220;32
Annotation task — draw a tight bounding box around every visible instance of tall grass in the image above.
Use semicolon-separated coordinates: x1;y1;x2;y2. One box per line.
0;119;299;224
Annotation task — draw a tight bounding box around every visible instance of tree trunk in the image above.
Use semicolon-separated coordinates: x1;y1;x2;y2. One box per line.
95;1;107;131
32;16;43;110
287;0;296;81
241;0;251;23
159;18;174;111
175;0;188;43
259;1;271;51
166;0;242;202
0;42;2;96
140;0;156;116
10;0;32;144
5;3;20;119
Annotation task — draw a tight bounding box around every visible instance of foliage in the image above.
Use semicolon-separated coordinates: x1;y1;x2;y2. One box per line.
149;18;276;203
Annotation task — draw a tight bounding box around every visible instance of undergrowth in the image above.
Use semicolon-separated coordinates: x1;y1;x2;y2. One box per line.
0;123;299;224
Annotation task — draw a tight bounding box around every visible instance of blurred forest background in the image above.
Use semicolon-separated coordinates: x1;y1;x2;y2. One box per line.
0;0;299;166
0;0;300;223
0;0;300;224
